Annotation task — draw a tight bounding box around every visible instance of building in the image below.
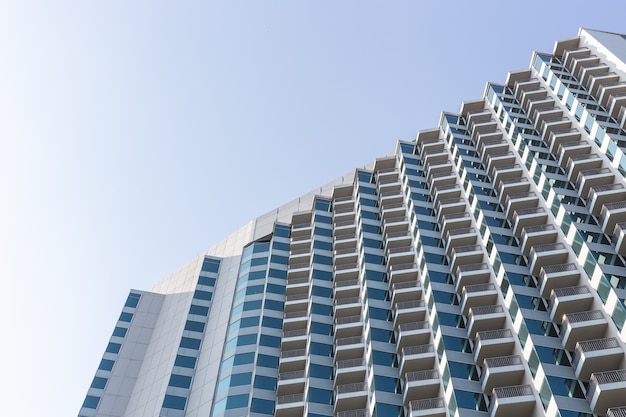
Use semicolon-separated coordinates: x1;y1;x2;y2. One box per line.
79;28;626;417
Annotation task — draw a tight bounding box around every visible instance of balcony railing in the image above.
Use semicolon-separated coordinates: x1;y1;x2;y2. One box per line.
392;280;421;290
336;358;366;369
336;382;367;394
279;370;305;380
335;279;359;288
476;329;512;341
410;398;445;411
285;293;309;301
281;348;306;359
398;321;430;332
284;310;307;319
470;305;504;315
464;283;496;293
405;369;439;381
335;296;360;306
282;329;307;338
337;410;369;417
396;300;426;310
277;393;304;404
564;310;604;323
588;370;626;401
484;355;522;368
402;344;434;356
336;315;362;325
336;336;364;346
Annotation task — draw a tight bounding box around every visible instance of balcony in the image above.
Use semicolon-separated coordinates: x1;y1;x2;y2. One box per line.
334;278;360;297
608;406;626;417
409;398;447;417
335;336;365;361
379;189;405;206
389;263;419;284
460;283;498;315
573;337;624;382
385;230;413;249
391;280;423;306
488;385;536;417
335;382;368;412
612;222;626;256
275;393;305;417
441;212;472;238
588;370;626;415
481;355;525;393
560;310;608;350
337;409;370;417
287;262;310;280
334;233;358;251
557;140;592;169
284;293;310;313
527;97;555;121
333;206;356;223
466;109;492;131
470;121;498;143
444;227;477;256
289;247;311;265
277;370;306;394
511;207;549;236
428;170;456;188
291;222;313;240
538;263;581;298
601;201;626;235
381;202;406;221
279;348;307;372
548;285;593;324
281;328;307;350
504;192;539;220
394;300;427;326
609;93;626;121
497;176;529;201
486;151;517;174
382;216;410;235
588;183;626;216
402;369;441;403
396;321;431;348
335;358;367;385
334;262;360;281
334;296;362;318
400;344;436;375
566;153;602;183
433;184;461;208
475;130;503;151
335;315;363;339
454;263;492;293
576;168;614;199
387;246;416;267
474;329;515;366
419;139;445;155
598;82;626;109
541;117;571;140
467;305;506;338
548;128;581;154
334;195;356;211
334;247;359;266
528;243;569;276
491;164;523;187
479;139;508;161
533;107;563;130
520;224;557;256
334;220;357;235
450;245;483;273
435;198;466;223
283;310;308;330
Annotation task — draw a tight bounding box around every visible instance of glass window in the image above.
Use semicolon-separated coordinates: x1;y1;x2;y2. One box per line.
226;393;249;409
124;293;141;308
370;328;393;343
250;398;275;415
243;300;263;311
184;320;205;333
372;350;397;367
198;276;216;286
264;299;284;311
374;375;400;393
311;286;331;298
193;290;213;301
254;375;277;390
268;268;287;279
112;326;127;338
241;316;260;328
310;364;333;380
105;342;121;354
310;342;332;357
118;312;133;322
189;305;209;316
448;361;479;381
201;258;220;272
90;377;107;389
311;303;332;316
308;387;333;405
98;359;115;371
169;374;192;389
369;307;391;321
442;335;472;354
180;337;201;350
375;403;402;416
82;395;100;409
546;376;585;399
259;334;280;348
163;394;187;410
266;283;285;295
174;355;196;369
310;322;332;335
257;354;279;368
454;390;487;411
312;269;332;281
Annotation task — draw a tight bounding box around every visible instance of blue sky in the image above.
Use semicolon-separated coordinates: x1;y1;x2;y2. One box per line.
2;1;626;416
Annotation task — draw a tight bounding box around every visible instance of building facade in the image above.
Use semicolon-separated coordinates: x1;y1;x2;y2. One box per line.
79;28;626;417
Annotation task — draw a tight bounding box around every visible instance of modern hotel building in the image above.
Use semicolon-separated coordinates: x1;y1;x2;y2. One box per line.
79;28;626;417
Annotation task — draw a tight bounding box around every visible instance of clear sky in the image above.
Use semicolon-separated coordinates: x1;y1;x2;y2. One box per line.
1;1;626;416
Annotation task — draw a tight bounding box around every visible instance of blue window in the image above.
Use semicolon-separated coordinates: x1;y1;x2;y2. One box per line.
201;257;220;272
259;334;280;348
310;322;332;335
270;254;288;264
374;375;400;393
257;354;279;368
370;328;393;343
243;300;263;311
189;304;209;316
311;286;331;297
313;227;332;237
272;241;290;251
246;285;264;295
313;240;332;250
309;364;333;380
90;377;107;389
105;342;121;354
163;394;187;410
112;327;127;337
241;316;260;328
253;242;270;253
226;393;249;409
365;270;386;282
448;361;479;381
546;376;585;398
454;390;487;411
274;224;291;237
250;398;274;415
375;403;402;416
372;350;396;367
233;352;255;365
261;316;282;329
308;387;332;404
312;254;332;265
119;312;133;322
98;359;114;371
442;335;472;353
237;333;257;346
367;288;388;301
82;395;100;409
184;320;205;333
310;342;332;357
311;269;332;281
174;355;197;369
268;268;287;279
254;375;277;390
251;257;268;266
248;270;266;280
230;372;252;387
266;284;285;295
315;198;331;211
169;374;192;389
193;290;213;301
264;299;284;311
124;293;141;308
180;337;201;350
198;276;216;286
311;303;332;316
369;307;391;321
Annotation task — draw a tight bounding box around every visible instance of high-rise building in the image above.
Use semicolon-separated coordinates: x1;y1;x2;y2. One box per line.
79;28;626;417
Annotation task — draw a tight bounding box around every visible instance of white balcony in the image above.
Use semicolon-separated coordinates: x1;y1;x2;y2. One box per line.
441;212;472;238
379;189;404;206
275;393;305;417
334;247;359;266
334;296;362;318
400;344;436;375
520;224;557;256
279;348;307;373
576;168;614;199
450;245;483;273
497;176;529;201
557;140;592;169
381;202;406;221
541;117;571;140
396;321;431;349
573;337;624;382
334;263;360;281
467;305;506;338
428;170;456;188
394;300;427;326
481;355;525;393
488;385;536;417
588;370;626;415
335;358;367;385
335;382;368;412
504;192;539;220
444;227;477;256
454;263;491;293
548;128;581;154
598;82;626;108
385;230;413;249
387;246;416;267
277;370;306;394
612;222;626;256
566;153;602;183
479;139;508;160
433;184;461;208
402;369;441;403
334;220;357;235
601;201;626;235
528;243;569;276
436;198;466;223
334;315;363;339
391;280;423;306
474;329;515;366
512;207;549;236
281;328;308;350
560;310;608;350
334;233;358;251
287;262;311;280
588;183;626;216
486;151;517;174
538;263;581;298
335;336;365;361
548;285;594;324
460;283;498;315
409;398;447;417
382;215;410;235
492;164;523;187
